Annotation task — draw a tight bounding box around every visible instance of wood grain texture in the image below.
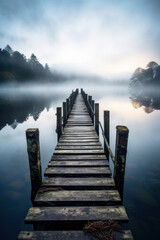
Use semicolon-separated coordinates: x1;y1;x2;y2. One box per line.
18;230;134;240
25;206;129;223
44;167;111;177
34;189;121;206
42;177;115;190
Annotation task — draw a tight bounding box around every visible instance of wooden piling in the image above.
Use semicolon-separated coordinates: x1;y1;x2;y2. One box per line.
66;98;70;119
95;103;99;136
89;96;92;117
114;125;129;200
91;100;95;124
86;94;88;110
104;111;110;160
70;94;73;109
26;128;42;201
63;102;67;127
56;107;62;141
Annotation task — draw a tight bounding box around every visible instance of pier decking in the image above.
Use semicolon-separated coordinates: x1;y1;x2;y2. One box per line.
18;91;133;240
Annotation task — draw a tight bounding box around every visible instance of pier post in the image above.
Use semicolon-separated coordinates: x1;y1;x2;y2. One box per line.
114;126;129;200
56;107;62;141
66;98;70;119
63;102;67;127
86;94;88;110
104;111;110;160
70;93;73;109
89;96;92;117
91;100;95;124
95;103;99;136
26;128;42;201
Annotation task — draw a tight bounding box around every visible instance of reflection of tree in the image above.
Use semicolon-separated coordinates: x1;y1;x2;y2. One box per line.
0;94;60;130
129;61;160;113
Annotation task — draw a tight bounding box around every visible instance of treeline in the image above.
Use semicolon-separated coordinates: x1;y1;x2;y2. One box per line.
0;45;55;83
130;61;160;88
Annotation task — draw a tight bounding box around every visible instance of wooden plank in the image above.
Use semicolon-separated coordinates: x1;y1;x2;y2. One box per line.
51;154;107;160
34;189;121;206
44;167;111;177
61;137;99;140
59;140;100;143
18;230;134;240
62;133;98;136
55;146;103;150
66;124;93;126
25;206;129;224
42;177;115;190
48;160;109;167
64;126;94;129
54;149;104;155
57;142;102;146
67;120;92;122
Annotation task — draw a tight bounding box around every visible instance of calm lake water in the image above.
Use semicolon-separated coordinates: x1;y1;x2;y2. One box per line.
0;84;160;240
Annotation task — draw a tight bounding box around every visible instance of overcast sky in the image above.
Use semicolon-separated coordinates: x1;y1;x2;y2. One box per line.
0;0;160;79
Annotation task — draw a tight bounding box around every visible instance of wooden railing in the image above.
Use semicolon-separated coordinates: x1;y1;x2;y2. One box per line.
81;88;129;199
56;89;79;141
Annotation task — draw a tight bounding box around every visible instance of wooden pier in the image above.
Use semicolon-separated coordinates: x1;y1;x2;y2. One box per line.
18;89;133;240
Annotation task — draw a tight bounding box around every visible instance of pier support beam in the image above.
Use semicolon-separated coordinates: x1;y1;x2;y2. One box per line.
26;128;42;201
114;126;129;200
63;102;67;127
88;96;92;117
95;103;99;136
66;98;70;119
91;100;95;124
104;111;110;160
56;107;62;141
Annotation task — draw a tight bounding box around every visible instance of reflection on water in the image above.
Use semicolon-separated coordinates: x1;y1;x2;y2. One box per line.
129;87;160;113
0;84;160;240
0;90;61;130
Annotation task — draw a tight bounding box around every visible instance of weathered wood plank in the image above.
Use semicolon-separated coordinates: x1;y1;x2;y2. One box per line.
54;149;104;155
62;133;98;136
55;146;103;150
61;137;99;140
66;124;93;126
51;154;107;160
25;206;129;223
34;189;121;206
44;167;111;177
42;177;115;190
18;230;134;240
48;160;109;167
57;142;102;146
59;139;99;143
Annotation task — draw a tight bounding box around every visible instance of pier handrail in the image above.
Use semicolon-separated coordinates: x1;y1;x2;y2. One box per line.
99;121;115;164
87;99;95;115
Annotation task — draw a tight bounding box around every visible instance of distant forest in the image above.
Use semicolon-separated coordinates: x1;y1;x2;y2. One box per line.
0;45;63;84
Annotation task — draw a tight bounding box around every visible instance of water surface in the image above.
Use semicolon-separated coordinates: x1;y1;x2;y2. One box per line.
0;84;160;240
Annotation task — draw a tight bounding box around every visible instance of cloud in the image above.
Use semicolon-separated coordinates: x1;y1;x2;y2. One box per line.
0;0;160;78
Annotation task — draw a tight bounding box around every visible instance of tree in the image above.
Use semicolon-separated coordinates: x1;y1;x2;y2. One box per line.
5;45;13;55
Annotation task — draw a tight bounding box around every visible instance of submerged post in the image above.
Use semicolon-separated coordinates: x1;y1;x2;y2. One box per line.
95;103;99;136
63;102;67;127
104;110;110;160
56;107;62;141
26;128;42;201
114;125;129;200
